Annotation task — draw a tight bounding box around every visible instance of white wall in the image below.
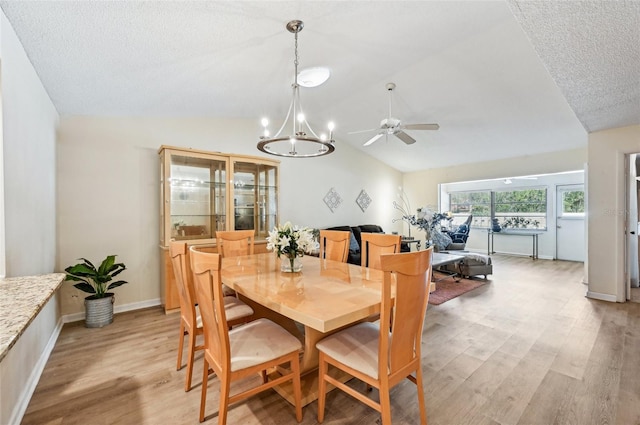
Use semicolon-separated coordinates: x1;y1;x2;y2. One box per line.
588;125;640;302
56;116;403;317
402;148;588;248
0;9;60;425
1;12;58;276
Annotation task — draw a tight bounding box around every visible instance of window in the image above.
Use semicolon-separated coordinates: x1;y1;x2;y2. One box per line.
561;189;585;216
449;188;548;230
494;188;547;229
449;191;490;227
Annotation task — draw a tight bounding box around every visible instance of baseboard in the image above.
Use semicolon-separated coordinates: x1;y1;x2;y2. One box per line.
586;291;617;302
9;317;64;425
62;298;162;324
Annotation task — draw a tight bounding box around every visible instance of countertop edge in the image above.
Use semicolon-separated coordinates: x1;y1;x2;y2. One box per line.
0;273;66;362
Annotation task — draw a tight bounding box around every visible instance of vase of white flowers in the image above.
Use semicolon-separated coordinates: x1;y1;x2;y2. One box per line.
266;221;315;273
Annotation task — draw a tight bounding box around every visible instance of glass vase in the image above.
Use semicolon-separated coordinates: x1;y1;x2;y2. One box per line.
281;256;303;273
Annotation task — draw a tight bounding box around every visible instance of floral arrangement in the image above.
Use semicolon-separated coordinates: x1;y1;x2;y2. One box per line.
266;221;315;270
393;195;454;249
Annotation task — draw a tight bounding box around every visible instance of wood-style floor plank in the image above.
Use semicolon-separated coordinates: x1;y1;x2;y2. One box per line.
21;255;640;425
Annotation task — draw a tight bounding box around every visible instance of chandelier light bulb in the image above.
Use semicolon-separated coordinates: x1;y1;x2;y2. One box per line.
320;133;327;141
297;113;305;123
328;121;335;131
261;118;269;127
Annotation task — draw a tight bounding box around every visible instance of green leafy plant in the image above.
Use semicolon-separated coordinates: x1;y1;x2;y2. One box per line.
65;255;127;299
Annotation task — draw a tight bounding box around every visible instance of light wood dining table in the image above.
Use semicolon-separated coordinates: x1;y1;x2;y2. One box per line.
221;252;388;405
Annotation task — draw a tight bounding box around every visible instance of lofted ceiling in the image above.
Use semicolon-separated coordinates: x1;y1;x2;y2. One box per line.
1;1;638;173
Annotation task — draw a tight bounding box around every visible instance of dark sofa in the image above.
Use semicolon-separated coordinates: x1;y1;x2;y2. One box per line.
324;224;408;265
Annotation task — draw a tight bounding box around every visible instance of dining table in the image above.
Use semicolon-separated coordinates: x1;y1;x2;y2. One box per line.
221;252;389;405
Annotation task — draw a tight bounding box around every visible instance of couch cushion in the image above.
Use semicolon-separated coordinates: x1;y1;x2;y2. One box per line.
358;224;384;234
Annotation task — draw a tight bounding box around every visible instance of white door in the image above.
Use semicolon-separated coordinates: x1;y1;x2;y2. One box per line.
556;184;585;262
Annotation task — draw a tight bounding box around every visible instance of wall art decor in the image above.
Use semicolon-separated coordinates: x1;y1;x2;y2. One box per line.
356;189;372;212
323;187;343;212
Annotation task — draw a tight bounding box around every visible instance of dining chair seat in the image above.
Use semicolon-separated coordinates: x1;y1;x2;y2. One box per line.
223;296;254;323
228;318;302;371
316;322;386;379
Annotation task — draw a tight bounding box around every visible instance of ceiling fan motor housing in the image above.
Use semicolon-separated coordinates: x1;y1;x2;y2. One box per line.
380;117;401;131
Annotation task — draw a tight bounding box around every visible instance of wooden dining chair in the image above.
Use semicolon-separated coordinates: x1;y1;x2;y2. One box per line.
216;230;255;258
319;230;350;263
170;241;253;392
316;248;433;425
190;248;304;424
360;233;402;270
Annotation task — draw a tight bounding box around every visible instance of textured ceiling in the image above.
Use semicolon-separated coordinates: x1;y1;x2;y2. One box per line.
510;0;640;133
1;1;637;172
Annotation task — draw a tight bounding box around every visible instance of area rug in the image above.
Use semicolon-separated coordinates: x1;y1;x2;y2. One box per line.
428;274;489;305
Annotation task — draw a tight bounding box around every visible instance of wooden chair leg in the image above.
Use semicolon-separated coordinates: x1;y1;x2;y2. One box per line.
291;355;303;422
415;368;428;425
218;375;231;425
184;330;196;391
176;322;185;370
317;352;328;423
199;359;209;423
380;381;392;425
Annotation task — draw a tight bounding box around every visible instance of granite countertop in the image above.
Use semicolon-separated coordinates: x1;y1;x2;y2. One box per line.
0;273;65;362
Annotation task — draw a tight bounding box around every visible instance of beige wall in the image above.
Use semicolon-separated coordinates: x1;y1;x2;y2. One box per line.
56;116;403;318
403;147;587;209
0;9;60;425
587;125;640;301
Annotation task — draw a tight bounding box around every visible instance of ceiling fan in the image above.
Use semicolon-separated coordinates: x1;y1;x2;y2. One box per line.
350;82;439;147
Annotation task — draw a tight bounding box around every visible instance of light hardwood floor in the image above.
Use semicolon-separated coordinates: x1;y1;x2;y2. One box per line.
22;255;640;425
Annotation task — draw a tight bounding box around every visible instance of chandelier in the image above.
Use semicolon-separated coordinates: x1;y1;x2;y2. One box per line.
257;20;335;158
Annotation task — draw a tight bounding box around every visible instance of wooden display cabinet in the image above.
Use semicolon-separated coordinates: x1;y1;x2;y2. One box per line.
159;146;279;312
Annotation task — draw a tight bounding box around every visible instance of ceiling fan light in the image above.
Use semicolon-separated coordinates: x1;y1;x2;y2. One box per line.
297;67;331;87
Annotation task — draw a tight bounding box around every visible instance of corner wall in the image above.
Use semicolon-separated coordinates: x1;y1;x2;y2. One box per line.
587;125;640;302
0;9;60;425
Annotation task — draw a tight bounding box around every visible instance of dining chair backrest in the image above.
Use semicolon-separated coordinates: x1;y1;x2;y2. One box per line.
169;241;197;328
190;248;229;372
216;230;255;258
319;230;350;263
360;233;402;270
379;247;432;376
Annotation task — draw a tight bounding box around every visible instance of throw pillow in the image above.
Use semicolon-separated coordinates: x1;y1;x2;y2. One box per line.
349;232;360;253
432;230;453;251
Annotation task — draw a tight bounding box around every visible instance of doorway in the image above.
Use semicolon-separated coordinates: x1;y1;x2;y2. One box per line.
626;153;639;302
556;184;585;262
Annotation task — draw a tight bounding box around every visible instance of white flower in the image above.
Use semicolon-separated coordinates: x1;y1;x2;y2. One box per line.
266;222;314;259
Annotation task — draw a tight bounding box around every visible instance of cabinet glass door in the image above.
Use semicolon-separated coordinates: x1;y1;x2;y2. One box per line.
167;154;227;243
232;160;278;239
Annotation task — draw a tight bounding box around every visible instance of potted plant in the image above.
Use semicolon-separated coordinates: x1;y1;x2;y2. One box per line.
65;255;127;328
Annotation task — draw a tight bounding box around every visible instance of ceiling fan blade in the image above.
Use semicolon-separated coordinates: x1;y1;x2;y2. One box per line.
395;131;416;145
348;128;378;135
363;133;384;147
404;123;440;131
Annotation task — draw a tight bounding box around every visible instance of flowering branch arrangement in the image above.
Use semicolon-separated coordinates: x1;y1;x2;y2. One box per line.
266;221;315;269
